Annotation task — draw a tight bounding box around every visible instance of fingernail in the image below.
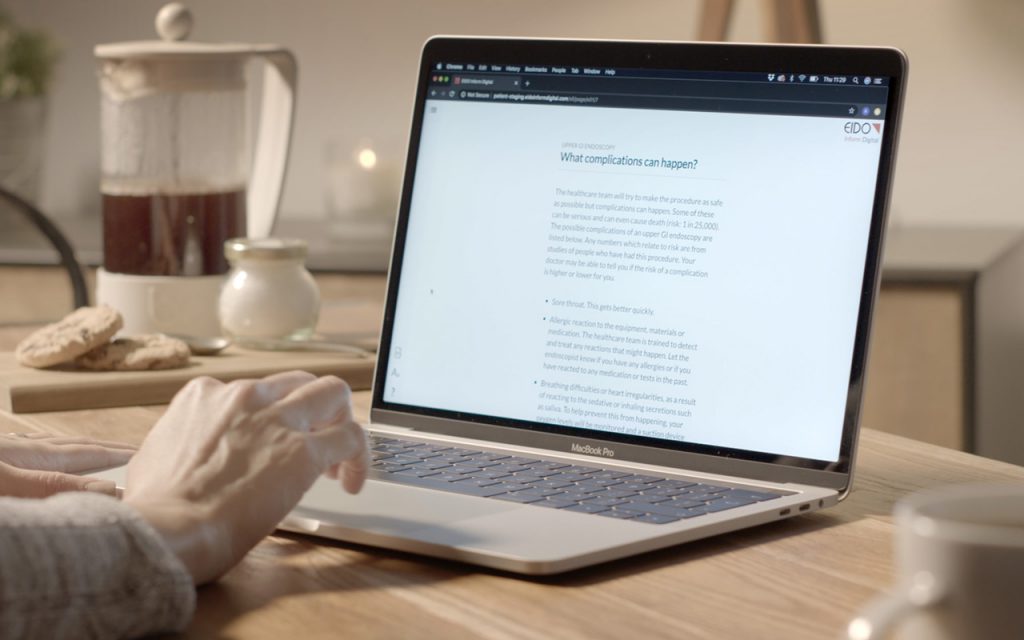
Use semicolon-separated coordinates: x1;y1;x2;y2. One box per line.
84;480;117;495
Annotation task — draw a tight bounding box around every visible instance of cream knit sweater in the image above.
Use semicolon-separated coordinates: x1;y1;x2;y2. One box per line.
0;492;195;639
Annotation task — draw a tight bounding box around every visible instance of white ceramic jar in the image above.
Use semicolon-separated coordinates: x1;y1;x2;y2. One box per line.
219;237;320;345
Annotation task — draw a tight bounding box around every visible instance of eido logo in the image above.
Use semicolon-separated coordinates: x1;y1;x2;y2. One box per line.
844;121;882;135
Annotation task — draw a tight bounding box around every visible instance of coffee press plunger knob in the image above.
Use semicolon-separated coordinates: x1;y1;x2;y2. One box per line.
156;2;193;42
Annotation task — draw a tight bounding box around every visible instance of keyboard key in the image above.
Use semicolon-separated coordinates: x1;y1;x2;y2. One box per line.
534;479;574;490
491;482;533;493
504;456;539;465
660;480;699;489
392;467;431;477
420;445;452;453
533;498;576;509
535;461;571;470
584;496;629;507
595;509;639;520
434;472;469;482
561;465;601;475
631;513;681;524
600;490;640;499
619;474;664;484
452;477;502;488
477;470;512;480
614;502;696;518
492;464;531;474
508;488;559;499
557;491;594;503
494;492;544;504
375;462;412;472
469;459;503;468
625;494;670;504
564;503;610;514
679;505;714;518
412;460;451;471
725;489;783;502
704;498;759;512
555;473;590;483
391;455;423;465
591;470;631;480
665;499;706;509
614;483;651;492
576;484;611;494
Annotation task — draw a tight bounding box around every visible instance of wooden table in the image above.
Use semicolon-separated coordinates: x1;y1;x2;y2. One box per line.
3;275;1024;639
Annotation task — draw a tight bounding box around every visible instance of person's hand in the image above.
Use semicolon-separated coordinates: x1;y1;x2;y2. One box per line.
123;371;370;585
0;432;135;497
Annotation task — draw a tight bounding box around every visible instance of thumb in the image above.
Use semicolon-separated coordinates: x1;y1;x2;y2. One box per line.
4;467;118;498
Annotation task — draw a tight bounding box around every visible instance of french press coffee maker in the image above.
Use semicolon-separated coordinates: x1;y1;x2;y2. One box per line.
95;2;296;336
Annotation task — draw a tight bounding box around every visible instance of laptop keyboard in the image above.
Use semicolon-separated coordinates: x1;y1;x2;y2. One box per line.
369;436;784;525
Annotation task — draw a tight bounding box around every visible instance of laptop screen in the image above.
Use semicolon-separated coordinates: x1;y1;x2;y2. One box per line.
375;39;904;474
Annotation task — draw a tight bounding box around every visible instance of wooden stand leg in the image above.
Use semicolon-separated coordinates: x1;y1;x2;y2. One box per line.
697;0;822;44
765;0;822;43
698;0;734;41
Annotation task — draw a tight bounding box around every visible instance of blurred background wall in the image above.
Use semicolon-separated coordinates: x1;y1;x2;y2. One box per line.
3;0;1023;228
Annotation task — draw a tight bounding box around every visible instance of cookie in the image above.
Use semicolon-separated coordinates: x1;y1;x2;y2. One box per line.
75;334;191;371
15;306;124;369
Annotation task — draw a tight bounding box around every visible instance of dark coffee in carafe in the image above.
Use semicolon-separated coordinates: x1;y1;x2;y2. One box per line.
102;187;246;276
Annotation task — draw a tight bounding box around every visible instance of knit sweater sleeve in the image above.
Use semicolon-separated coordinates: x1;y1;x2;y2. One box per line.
0;492;195;639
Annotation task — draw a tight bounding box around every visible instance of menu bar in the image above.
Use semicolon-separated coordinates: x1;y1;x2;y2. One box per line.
435;62;890;86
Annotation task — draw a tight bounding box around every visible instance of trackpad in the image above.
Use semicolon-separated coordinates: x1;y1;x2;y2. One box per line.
291;476;516;536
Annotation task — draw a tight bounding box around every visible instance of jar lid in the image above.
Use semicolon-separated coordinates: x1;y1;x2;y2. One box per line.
95;3;283;62
225;237;308;261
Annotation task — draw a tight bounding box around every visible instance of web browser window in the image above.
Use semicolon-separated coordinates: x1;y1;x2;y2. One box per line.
383;62;891;464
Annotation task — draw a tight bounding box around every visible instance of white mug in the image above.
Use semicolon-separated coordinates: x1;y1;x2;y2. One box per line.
96;268;224;338
847;483;1024;640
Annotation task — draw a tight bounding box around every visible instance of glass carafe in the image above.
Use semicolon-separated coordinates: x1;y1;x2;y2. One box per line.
94;2;296;336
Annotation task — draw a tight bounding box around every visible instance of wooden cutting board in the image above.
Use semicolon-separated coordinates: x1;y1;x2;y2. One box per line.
0;348;376;413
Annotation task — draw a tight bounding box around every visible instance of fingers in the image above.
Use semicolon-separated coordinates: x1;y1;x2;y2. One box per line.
0;439;136;473
43;444;136;473
266;375;353;433
251;370;318;405
266;375;365;491
1;465;118;498
307;421;370;494
13;435;137;451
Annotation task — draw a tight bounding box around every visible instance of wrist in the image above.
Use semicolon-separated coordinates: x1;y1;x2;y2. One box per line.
125;498;222;585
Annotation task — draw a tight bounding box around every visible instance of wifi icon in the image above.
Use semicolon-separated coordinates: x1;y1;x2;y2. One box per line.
768;73;776;81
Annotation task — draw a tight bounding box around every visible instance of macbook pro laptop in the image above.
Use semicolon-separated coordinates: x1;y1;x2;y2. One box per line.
102;37;908;575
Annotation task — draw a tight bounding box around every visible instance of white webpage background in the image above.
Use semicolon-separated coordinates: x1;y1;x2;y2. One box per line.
385;100;883;462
